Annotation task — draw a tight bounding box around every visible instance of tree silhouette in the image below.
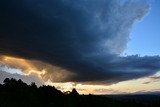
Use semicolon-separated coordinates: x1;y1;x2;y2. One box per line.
30;82;37;88
70;88;79;96
0;78;159;107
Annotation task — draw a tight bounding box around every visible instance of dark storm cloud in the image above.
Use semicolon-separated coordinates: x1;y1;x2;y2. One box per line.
0;0;160;84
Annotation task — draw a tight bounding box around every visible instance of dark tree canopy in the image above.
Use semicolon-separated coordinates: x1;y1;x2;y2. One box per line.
70;88;79;96
0;78;160;107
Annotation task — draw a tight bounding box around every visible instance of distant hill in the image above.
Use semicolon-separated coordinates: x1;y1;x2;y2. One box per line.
0;78;160;107
133;91;160;95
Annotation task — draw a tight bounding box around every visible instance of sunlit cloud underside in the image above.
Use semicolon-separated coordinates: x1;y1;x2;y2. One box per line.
0;55;159;95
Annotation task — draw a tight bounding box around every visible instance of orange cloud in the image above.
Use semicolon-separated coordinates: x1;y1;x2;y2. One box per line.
0;55;160;95
0;55;75;82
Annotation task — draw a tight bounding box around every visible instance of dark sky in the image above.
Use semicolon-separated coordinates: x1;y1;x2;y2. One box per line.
0;0;160;84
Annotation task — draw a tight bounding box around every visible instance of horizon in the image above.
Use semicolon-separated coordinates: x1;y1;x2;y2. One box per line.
0;0;160;95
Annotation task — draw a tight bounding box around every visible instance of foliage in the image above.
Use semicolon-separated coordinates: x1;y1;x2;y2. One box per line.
0;78;160;107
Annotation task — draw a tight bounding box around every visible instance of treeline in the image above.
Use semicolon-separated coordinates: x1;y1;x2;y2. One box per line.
0;78;160;107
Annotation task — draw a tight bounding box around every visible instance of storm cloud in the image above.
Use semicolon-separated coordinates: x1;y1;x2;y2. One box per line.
0;0;160;84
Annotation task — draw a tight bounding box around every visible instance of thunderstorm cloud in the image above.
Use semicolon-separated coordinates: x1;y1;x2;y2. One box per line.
0;0;160;84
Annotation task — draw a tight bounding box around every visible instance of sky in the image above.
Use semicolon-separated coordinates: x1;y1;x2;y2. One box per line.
0;0;160;95
126;0;160;56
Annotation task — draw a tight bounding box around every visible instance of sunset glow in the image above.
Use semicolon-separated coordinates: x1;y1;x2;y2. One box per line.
0;55;160;95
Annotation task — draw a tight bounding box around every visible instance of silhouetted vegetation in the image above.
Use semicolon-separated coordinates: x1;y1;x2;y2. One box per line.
0;78;160;107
